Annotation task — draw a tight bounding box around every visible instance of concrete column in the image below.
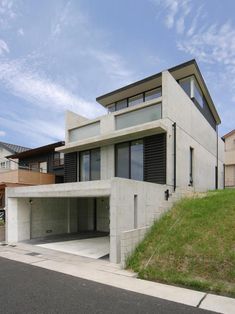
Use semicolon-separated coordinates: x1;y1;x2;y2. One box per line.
6;198;18;243
101;145;115;180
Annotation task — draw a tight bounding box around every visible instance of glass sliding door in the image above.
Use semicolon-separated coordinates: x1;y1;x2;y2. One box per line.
116;142;129;178
79;148;101;181
80;151;90;181
131;140;143;180
90;148;101;180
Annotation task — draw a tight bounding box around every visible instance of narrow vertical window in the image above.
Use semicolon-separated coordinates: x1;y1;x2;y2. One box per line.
189;147;194;186
134;195;138;229
115;143;130;178
90;148;101;180
80;151;90;181
131;140;143;180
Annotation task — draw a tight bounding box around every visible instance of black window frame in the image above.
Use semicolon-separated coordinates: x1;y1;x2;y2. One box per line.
178;74;216;130
108;86;162;113
115;139;144;180
79;148;101;182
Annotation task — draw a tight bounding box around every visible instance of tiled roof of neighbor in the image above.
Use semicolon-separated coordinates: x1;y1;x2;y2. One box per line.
0;141;30;154
7;141;65;159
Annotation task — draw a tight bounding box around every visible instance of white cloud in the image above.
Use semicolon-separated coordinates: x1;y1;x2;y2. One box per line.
0;130;6;137
0;39;9;55
151;0;235;133
152;0;192;33
0;0;16;28
87;49;135;85
17;28;24;36
0;59;106;119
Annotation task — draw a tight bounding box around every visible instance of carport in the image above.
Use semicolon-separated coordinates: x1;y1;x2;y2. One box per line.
6;181;111;260
29;197;110;259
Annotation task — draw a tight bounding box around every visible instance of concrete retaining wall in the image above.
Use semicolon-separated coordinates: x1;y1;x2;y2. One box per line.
120;226;149;267
0;225;5;242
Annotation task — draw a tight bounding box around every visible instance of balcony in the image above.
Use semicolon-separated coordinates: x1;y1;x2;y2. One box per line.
0;169;55;185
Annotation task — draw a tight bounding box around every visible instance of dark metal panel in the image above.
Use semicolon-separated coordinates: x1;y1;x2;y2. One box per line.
64;152;77;183
144;133;166;184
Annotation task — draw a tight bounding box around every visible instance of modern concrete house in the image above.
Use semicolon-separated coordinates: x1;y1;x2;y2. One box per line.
5;60;224;264
222;130;235;187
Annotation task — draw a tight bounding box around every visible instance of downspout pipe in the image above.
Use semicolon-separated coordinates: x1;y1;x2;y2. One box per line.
173;122;176;191
216;125;219;190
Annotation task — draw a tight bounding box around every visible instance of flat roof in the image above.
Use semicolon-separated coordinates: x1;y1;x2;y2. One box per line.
96;59;221;124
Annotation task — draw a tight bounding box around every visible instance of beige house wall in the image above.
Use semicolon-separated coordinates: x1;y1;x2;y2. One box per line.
223;132;235;187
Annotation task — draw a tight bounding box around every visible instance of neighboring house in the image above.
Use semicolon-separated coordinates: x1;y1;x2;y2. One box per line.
0;141;29;172
7;141;65;184
222;130;235;187
6;60;224;264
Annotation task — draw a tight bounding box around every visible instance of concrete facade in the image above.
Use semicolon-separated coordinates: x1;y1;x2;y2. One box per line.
6;60;224;264
222;130;235;187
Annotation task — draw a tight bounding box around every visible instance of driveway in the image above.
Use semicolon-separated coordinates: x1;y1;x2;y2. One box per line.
0;257;214;314
37;236;109;259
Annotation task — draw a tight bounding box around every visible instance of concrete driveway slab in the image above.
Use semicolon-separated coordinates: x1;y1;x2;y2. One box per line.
37;236;109;259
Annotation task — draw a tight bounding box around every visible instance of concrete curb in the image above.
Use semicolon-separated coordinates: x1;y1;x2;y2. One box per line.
0;244;234;314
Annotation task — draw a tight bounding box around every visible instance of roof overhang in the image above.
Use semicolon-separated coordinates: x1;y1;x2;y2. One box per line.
7;141;65;159
57;120;167;154
96;59;221;125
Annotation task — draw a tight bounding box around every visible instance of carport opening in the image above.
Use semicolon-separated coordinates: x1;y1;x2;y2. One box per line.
25;196;110;260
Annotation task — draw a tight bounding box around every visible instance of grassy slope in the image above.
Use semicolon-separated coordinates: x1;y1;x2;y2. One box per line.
127;189;235;297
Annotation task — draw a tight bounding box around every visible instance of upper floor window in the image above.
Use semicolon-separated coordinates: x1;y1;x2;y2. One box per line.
0;161;10;169
129;94;144;107
107;87;162;113
116;99;128;111
79;148;100;181
115;103;162;130
145;88;162;101
53;152;64;167
69;121;100;143
179;76;203;108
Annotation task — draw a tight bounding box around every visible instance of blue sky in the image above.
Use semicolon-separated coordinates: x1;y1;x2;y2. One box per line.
0;0;234;148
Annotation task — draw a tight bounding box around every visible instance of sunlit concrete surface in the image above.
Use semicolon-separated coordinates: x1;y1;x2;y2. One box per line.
37;236;109;259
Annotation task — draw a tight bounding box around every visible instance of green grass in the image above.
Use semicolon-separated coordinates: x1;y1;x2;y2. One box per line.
127;189;235;297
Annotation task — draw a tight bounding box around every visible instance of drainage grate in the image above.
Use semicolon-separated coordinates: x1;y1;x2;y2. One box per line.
26;252;41;257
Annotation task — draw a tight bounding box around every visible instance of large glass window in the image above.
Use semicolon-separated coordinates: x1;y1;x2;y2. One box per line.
131;140;143;180
69;122;100;142
116;143;129;179
80;149;101;181
106;87;162;112
116;140;143;181
145;88;161;101
116;103;162;130
179;78;191;97
116;99;128;111
194;81;203;108
107;103;115;113
128;94;144;107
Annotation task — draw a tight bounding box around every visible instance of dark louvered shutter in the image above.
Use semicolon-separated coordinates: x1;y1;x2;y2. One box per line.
144;133;166;184
64;152;77;183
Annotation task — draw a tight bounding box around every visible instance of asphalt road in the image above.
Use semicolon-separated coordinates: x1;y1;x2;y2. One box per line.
0;257;215;314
